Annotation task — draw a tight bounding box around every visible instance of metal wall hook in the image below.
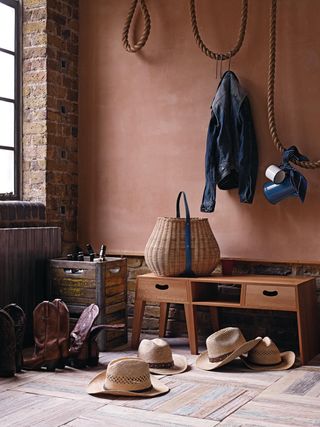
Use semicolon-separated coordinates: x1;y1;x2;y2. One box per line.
219;55;223;78
215;55;219;79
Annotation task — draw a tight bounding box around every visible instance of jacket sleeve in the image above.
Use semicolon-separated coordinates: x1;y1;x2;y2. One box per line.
238;97;258;204
201;112;219;212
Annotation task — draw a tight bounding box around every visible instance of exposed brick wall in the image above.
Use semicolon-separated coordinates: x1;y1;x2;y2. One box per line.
46;0;79;254
126;256;320;352
23;0;47;205
22;0;79;254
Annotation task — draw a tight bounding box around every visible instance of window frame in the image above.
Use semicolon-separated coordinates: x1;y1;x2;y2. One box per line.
0;0;21;200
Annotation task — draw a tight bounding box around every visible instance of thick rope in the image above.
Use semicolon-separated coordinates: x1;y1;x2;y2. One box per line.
122;0;151;53
189;0;248;61
268;0;320;169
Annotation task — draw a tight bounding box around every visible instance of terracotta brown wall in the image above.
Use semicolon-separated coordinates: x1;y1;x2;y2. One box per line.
78;0;320;263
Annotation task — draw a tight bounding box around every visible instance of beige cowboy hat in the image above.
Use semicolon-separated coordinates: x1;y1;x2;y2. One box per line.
240;337;295;371
196;327;261;370
138;338;188;375
87;357;170;397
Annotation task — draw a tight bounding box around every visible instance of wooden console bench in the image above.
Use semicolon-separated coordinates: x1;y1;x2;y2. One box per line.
131;273;319;365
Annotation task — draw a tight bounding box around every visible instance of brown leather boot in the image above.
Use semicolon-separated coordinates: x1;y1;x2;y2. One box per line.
69;304;99;355
68;304;99;368
71;322;125;368
71;324;107;368
86;324;120;367
0;309;16;377
52;299;69;368
3;304;26;373
23;301;61;371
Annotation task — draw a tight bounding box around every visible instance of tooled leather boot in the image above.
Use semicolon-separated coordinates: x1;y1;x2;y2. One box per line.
0;309;16;377
3;304;26;373
52;299;69;368
23;301;61;371
68;304;99;368
71;322;126;368
72;324;108;368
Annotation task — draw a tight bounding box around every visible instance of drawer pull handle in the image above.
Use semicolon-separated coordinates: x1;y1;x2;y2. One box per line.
109;267;121;274
155;284;169;291
263;290;278;297
63;268;84;275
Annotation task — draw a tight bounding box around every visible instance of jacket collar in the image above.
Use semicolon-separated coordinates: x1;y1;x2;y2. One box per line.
212;71;245;109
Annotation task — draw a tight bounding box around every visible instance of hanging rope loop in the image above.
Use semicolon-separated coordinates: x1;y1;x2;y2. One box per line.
122;0;151;53
268;0;320;169
189;0;248;61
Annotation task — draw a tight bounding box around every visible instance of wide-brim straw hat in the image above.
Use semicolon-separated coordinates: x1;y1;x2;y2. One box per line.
240;337;295;371
138;338;187;375
87;357;169;397
196;327;261;370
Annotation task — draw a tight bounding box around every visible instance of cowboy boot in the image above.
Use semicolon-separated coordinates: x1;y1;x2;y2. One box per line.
72;323;126;368
3;304;26;373
87;323;126;367
73;324;107;368
52;299;69;368
68;304;99;368
0;309;16;377
69;304;99;354
23;301;61;371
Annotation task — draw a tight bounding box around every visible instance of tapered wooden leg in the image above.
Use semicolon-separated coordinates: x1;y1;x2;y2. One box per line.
159;302;169;338
184;304;198;354
131;298;146;349
209;306;219;332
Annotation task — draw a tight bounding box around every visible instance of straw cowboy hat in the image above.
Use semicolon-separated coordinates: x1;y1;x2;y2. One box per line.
196;327;261;370
240;337;295;371
138;338;187;375
87;357;169;397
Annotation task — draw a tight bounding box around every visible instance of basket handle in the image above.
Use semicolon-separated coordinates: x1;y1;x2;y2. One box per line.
176;191;194;277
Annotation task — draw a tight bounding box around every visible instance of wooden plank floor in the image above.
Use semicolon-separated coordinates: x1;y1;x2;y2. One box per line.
1;337;320;427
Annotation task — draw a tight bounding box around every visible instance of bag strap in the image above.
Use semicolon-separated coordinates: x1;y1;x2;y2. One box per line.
176;192;194;277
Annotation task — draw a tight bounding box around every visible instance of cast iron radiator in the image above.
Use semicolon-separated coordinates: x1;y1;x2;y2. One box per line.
0;227;61;343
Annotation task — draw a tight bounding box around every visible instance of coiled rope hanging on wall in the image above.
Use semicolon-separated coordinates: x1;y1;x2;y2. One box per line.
122;0;151;53
189;0;248;61
268;0;320;169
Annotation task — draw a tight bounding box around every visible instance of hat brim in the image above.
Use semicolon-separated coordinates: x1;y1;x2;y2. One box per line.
240;351;296;371
149;353;188;375
87;371;169;397
196;337;261;371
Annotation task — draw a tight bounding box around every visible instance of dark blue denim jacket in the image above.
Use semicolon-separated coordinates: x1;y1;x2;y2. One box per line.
201;71;258;212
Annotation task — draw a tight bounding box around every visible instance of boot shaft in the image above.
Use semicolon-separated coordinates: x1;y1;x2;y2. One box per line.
0;309;16;377
52;299;69;360
69;304;99;355
33;301;60;360
3;304;26;373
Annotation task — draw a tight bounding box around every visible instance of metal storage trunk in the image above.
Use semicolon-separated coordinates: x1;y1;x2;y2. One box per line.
48;256;127;351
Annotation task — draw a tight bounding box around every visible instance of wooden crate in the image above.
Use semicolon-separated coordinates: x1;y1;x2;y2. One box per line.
48;256;127;351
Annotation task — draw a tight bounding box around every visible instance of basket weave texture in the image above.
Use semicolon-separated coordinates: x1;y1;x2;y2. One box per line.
144;217;220;277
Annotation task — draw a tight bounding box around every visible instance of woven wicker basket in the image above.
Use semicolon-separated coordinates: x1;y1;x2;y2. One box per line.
144;193;220;277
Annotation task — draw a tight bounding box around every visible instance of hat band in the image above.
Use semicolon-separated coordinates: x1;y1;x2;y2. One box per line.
148;361;174;369
209;351;233;363
103;383;153;393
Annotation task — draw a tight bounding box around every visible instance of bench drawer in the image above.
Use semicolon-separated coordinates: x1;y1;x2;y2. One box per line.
137;278;188;303
245;284;296;310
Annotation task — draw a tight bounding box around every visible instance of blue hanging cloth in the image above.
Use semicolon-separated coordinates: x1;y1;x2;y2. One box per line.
280;146;308;202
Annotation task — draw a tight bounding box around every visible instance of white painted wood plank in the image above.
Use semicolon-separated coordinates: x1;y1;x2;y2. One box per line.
68;404;220;427
0;390;103;427
221;399;320;426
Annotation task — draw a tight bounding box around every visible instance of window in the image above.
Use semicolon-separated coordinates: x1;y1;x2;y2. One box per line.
0;0;20;199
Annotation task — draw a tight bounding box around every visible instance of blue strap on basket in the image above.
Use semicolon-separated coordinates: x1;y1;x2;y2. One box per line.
176;191;195;277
